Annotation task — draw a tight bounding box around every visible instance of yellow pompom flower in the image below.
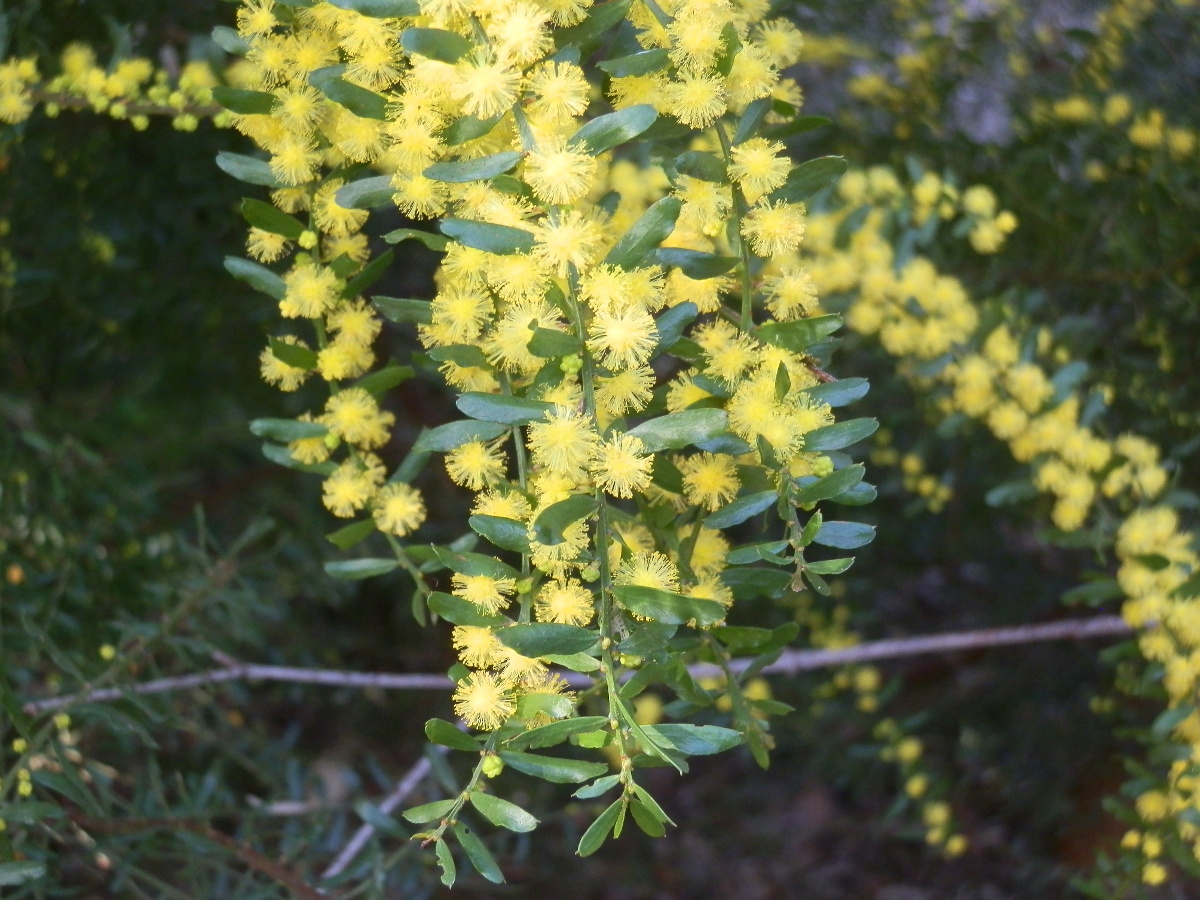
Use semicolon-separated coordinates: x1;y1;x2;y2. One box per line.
373;483;427;537
741;200;806;257
317;335;374;380
678;452;740;511
454;52;521;119
247;228;290;263
527;406;599;476
590;433;652;498
669;72;727;129
452;625;505;668
729;137;790;202
323;456;385;518
762;267;819;320
534;209;605;276
525;138;598;206
535;579;596;625
473;489;532;522
615;551;680;593
259;336;312;391
587;304;659;371
280;263;341;320
446;440;508;491
527;60;590;121
596;367;656;417
324;387;395;449
288;414;332;466
452;573;517;615
453;672;516;731
313;179;370;237
486;298;567;373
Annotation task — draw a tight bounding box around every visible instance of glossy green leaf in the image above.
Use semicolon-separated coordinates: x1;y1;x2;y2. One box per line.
516;691;575;721
577;799;622;856
372;295;433;324
704;490;777;529
470;792;539;833
655;247;739;279
570;104;658;155
269;337;318;369
532;494;597;545
225;256;285;300
644;724;743;756
215;151;280;187
457;392;554;425
632;783;674;826
309;66;388;119
812;520;875;549
336;175;395;210
720;566;791;600
793;464;865;504
261;442;335;475
574;774;622;799
425;151;523;182
427;344;489;368
354;364;413;396
401;27;472;63
382;227;451;250
605;196;682;269
327;0;421;15
496;623;597;657
528;327;582;358
443;114;503;146
413;420;508;453
726;540;790;565
653;301;698;355
627;408;729;452
426;718;482;751
431;547;519;579
506;716;609;751
498;751;609;783
803;377;870;407
0;803;63;825
469;515;530;553
613;585;726;627
804;557;855;575
324;558;399;580
249;418;327;442
802;417;879;452
769;155;849;203
596;48;670;76
428;592;509;627
732;96;772;144
440;218;535;255
211;25;250;55
342;249;395;299
211;85;274;115
454;822;505;883
554;0;631;49
325;519;376;551
435;838;456;888
756;314;843;354
674;150;726;181
402;798;456;824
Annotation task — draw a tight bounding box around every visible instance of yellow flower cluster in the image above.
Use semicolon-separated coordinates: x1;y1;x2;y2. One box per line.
875;720;968;859
229;0;866;757
0;43;226;130
870;430;953;514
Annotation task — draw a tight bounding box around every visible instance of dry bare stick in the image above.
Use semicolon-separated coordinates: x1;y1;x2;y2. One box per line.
25;617;1132;716
319;750;442;882
23;664;453;715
